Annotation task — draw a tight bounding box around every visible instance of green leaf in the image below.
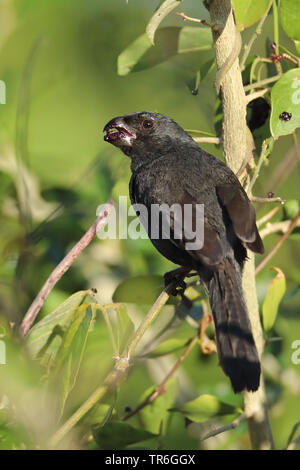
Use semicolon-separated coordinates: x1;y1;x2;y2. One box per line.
232;0;271;31
284;200;300;220
117;27;212;76
139;378;178;434
145;337;189;358
146;0;182;45
26;290;91;358
52;304;95;416
270;68;300;139
115;304;135;353
92;421;157;450
170;394;241;422
281;0;300;45
112;275;176;305
262;267;286;332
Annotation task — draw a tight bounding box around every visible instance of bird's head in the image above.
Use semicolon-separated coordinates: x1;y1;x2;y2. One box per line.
103;111;194;165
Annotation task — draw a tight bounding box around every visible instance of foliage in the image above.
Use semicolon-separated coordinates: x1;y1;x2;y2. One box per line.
0;0;300;451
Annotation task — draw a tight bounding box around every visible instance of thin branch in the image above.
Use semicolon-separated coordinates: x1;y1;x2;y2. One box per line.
251;196;285;204
240;1;273;70
244;74;281;91
257;205;281;228
177;12;219;31
245;88;270;104
193;136;221;145
49;285;172;447
201;413;247;441
256;210;300;274
121;332;199;422
19;201;114;337
285;421;300;450
248;138;274;193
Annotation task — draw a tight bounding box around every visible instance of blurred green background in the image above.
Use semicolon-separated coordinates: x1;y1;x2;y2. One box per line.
0;0;299;450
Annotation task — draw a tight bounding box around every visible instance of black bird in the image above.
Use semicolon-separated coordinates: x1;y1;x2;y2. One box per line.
103;111;264;393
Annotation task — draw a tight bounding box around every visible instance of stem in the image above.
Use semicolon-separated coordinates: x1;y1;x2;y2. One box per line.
272;0;279;55
256;210;300;274
244;74;281;91
48;287;171;447
240;1;272;70
19;201;114;337
121;333;199;422
205;0;274;450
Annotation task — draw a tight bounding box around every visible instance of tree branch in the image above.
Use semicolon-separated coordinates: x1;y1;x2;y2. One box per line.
204;0;274;449
256;210;300;274
48;285;173;447
19;201;114;337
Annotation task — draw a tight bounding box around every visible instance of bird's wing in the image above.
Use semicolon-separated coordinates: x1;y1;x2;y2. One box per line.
216;184;264;254
166;189;225;268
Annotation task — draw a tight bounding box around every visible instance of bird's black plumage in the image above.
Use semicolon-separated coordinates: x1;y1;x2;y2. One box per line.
103;111;264;393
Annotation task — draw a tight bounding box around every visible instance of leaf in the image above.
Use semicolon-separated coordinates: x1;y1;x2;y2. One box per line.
146;0;182;45
270;68;300;139
284;200;300;220
144;337;189;358
92;421;157;450
262;267;286;332
139;378;178;434
26;290;91;358
51;304;95;416
281;0;300;45
117;27;212;76
232;0;272;31
170;394;241;422
115;304;135;353
112;275;176;305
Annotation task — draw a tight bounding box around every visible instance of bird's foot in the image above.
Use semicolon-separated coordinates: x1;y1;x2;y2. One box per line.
164;268;190;297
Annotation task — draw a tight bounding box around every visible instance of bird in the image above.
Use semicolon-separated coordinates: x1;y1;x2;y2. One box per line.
103;111;264;393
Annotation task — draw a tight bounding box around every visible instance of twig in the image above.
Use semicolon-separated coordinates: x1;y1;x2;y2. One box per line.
193;136;221;145
121;332;199;422
19;201;114;337
256;210;300;274
206;0;274;449
248;137;274;193
201;413;247;441
251;196;285;204
245;88;270;104
257;205;281;228
285;421;300;450
240;1;272;70
49;286;172;447
177;12;219;31
244;74;281;91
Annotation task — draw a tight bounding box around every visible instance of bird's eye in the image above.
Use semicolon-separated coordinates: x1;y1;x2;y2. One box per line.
143;119;154;129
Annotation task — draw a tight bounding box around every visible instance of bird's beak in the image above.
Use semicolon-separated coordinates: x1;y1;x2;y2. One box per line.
103;117;136;146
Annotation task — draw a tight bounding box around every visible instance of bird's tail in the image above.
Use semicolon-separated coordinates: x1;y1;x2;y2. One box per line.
205;259;261;393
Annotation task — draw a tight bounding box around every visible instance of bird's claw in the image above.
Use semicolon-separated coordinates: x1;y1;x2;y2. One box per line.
164;272;187;297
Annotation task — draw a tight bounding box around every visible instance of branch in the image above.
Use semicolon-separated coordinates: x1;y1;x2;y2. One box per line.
240;0;273;70
257;205;281;228
121;332;199;422
19;201;114;337
201;413;247;441
251;196;285;204
193;136;221;145
205;0;274;449
245;88;270;104
244;74;281;91
48;285;172;447
256;210;300;275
